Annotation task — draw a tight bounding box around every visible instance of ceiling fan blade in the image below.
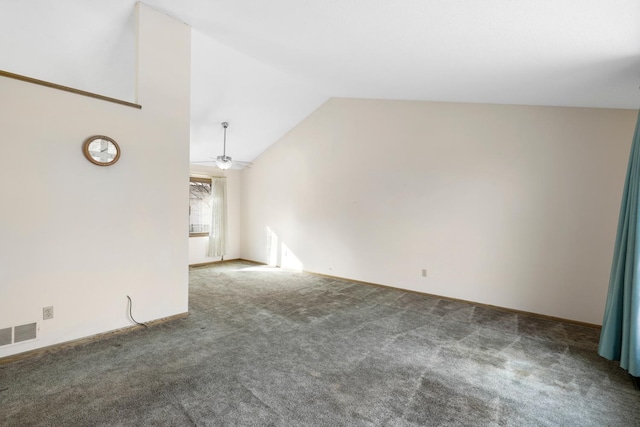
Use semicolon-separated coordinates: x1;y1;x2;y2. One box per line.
192;124;253;170
232;160;253;168
224;160;252;170
190;159;253;170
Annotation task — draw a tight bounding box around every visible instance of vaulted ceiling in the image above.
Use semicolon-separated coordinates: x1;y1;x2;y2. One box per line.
2;0;639;163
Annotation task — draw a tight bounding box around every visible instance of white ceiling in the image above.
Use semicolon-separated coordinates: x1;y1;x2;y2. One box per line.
2;0;639;163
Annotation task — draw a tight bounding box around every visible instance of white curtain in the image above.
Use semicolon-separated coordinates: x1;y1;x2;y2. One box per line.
208;177;227;258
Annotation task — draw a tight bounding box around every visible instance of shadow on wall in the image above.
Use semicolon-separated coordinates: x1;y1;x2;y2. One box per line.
266;226;304;270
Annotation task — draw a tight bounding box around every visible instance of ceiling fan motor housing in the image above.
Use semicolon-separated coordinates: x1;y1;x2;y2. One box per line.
216;155;233;170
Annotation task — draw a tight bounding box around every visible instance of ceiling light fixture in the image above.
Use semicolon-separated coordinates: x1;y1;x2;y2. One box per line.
191;121;252;169
215;122;233;170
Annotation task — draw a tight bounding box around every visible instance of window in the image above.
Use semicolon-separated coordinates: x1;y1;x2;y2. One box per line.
189;177;212;237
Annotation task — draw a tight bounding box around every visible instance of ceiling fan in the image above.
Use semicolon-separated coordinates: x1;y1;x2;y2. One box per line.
192;122;252;170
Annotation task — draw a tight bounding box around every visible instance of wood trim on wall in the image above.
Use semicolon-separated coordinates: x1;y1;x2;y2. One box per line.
189;232;209;238
0;312;188;366
189;258;241;268
312;271;602;329
237;258;602;329
189;176;212;184
0;69;142;109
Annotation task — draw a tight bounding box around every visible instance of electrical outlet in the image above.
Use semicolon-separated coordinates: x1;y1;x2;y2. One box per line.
421;269;427;278
43;306;54;320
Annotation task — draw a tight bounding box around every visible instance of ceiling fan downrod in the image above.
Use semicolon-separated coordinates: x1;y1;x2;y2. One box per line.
216;121;233;170
222;121;229;157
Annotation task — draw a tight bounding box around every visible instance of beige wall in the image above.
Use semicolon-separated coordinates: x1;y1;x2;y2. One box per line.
0;4;190;357
241;98;637;324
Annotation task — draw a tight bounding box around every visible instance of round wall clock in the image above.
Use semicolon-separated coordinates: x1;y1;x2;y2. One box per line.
82;135;121;166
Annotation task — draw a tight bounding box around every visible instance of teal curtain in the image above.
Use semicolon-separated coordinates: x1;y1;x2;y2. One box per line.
599;110;640;377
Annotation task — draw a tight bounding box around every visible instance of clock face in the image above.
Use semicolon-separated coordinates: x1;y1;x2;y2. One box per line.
83;136;120;166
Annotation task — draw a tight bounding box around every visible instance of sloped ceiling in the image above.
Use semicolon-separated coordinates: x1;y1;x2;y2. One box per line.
1;0;639;163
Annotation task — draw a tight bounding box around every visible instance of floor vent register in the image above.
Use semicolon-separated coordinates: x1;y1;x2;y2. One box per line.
0;323;37;346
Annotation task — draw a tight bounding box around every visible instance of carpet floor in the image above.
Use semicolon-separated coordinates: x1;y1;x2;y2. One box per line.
1;261;639;426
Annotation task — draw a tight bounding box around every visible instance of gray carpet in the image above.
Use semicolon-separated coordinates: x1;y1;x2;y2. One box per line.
1;260;639;426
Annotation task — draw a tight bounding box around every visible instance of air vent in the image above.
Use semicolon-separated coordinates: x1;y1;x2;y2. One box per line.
0;323;38;346
0;328;11;346
14;323;37;343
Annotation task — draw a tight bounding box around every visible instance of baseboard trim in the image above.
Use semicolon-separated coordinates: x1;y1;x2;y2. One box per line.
0;312;189;366
189;258;241;268
239;259;268;265
316;272;601;329
238;258;601;329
